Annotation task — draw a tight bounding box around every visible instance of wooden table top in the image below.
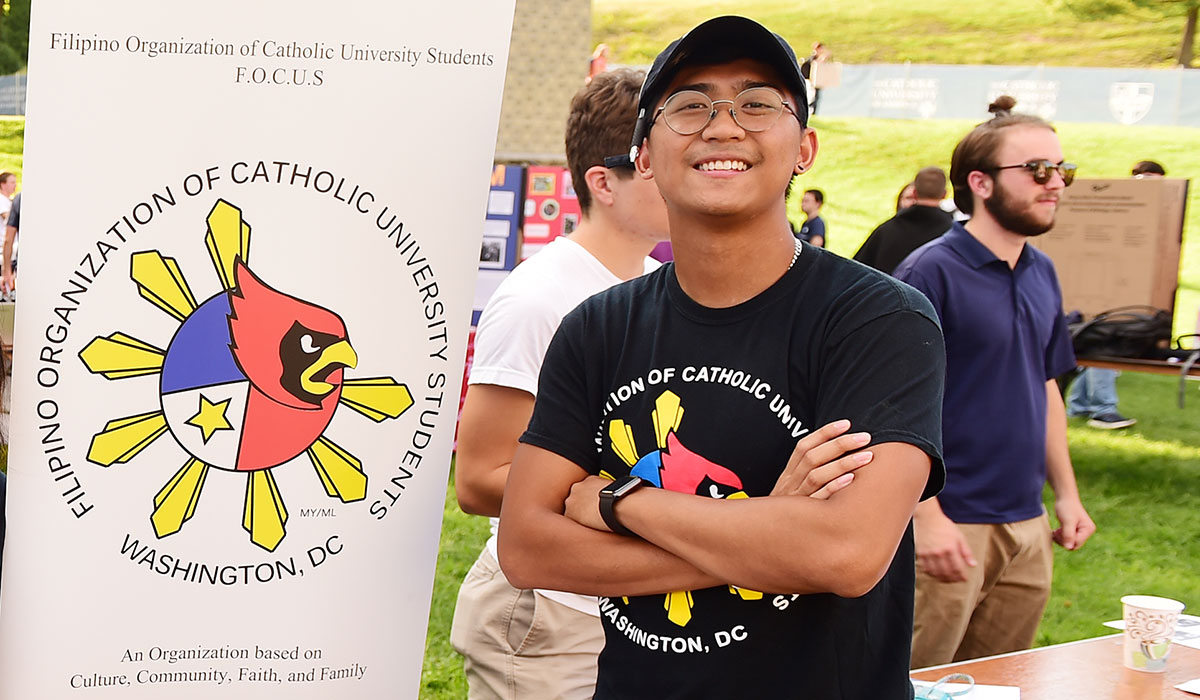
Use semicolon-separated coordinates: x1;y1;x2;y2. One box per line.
911;635;1200;699
1077;356;1200;377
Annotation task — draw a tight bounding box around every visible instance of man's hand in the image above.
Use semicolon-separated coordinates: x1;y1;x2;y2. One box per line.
1052;495;1095;550
914;501;976;583
564;475;613;532
1;268;13;295
770;419;871;499
565;420;873;534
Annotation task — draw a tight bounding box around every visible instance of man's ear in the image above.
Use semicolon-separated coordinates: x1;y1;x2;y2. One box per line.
967;170;993;200
584;165;616;208
634;140;654;180
795;128;819;173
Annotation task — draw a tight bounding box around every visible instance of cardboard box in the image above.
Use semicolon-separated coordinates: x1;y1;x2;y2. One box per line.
1031;178;1188;319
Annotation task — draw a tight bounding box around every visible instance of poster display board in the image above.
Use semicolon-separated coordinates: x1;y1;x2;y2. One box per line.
0;1;515;698
521;165;580;260
1032;178;1188;319
473;164;523;326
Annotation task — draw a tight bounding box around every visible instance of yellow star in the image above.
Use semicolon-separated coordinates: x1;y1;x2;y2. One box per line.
185;394;234;443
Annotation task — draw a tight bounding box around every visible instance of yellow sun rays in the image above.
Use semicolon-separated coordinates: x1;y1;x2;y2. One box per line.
151;458;210;538
87;411;169;466
244;470;288;551
308;436;367;502
79;198;414;552
339;377;414;422
207;199;251;290
79;332;164;379
131;250;198;321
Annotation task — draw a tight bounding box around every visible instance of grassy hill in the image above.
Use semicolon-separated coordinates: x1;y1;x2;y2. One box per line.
595;0;1192;67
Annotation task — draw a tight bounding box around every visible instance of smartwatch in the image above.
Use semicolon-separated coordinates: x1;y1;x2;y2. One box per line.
599;475;644;537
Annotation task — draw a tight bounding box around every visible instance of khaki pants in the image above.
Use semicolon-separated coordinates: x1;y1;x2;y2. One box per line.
912;513;1053;668
450;549;604;700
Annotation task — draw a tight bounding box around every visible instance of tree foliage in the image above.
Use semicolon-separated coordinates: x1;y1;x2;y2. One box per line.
1058;0;1199;66
0;0;30;75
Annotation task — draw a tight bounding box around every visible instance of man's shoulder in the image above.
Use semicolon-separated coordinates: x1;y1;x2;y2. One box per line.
870;214;902;236
569;264;666;315
893;229;961;275
812;249;939;323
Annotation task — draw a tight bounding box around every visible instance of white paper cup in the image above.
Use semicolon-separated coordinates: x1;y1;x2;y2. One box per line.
1121;595;1186;672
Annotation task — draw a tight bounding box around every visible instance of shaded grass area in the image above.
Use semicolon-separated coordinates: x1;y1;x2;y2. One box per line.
595;0;1191;68
424;374;1200;697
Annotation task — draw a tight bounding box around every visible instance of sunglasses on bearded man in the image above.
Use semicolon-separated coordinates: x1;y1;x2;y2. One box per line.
988;159;1077;186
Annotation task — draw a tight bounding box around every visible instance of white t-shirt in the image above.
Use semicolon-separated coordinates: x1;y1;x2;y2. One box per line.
469;236;659;615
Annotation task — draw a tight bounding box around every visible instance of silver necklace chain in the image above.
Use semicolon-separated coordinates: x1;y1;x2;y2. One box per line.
788;238;803;270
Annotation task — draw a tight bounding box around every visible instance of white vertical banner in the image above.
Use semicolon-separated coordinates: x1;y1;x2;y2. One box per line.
0;2;514;697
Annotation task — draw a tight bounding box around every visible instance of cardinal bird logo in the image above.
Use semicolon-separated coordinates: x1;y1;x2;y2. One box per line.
606;390;759;628
79;199;414;552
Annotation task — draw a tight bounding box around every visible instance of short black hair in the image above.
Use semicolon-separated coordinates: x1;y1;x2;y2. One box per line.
804;189;824;205
1132;160;1166;176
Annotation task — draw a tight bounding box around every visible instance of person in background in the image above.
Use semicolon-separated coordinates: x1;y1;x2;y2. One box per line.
1065;160;1166;430
0;172;16;229
2;191;21;296
896;105;1095;668
800;41;831;115
896;181;916;212
854;167;953;275
587;44;610;84
799;187;826;247
450;68;668;700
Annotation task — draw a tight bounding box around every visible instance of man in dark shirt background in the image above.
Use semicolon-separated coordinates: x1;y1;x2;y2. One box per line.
798;188;826;247
854;166;952;274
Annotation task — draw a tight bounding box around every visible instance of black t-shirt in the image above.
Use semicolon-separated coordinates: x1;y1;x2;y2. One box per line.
522;244;945;700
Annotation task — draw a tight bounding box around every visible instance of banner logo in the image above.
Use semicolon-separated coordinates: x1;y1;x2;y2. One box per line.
79;199;414;552
1109;82;1154;125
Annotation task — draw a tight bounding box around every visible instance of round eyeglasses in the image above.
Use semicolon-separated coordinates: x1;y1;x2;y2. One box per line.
651;87;799;136
989;160;1077;187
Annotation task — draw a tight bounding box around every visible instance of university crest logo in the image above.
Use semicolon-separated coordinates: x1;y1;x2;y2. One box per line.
1109;82;1154;125
78;199;414;552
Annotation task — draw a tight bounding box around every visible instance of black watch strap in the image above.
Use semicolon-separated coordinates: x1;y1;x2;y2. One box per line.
599;475;644;537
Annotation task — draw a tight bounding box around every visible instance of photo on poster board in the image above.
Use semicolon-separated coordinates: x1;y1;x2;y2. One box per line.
530;173;555;195
480;236;507;269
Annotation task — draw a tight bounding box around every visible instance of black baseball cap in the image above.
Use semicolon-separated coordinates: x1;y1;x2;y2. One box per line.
628;16;809;161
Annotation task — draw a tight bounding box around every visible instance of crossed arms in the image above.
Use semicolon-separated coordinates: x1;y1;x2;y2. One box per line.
498;424;931;599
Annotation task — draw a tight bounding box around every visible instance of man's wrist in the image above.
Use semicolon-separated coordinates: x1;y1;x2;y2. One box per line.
599;475;644;537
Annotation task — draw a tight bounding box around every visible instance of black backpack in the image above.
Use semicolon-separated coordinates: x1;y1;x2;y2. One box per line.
1068;306;1172;359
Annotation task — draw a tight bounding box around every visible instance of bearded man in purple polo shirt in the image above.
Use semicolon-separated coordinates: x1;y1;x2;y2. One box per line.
895;111;1096;668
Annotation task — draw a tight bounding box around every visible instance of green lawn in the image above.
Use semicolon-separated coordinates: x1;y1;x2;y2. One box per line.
0;117;23;179
595;0;1192;68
